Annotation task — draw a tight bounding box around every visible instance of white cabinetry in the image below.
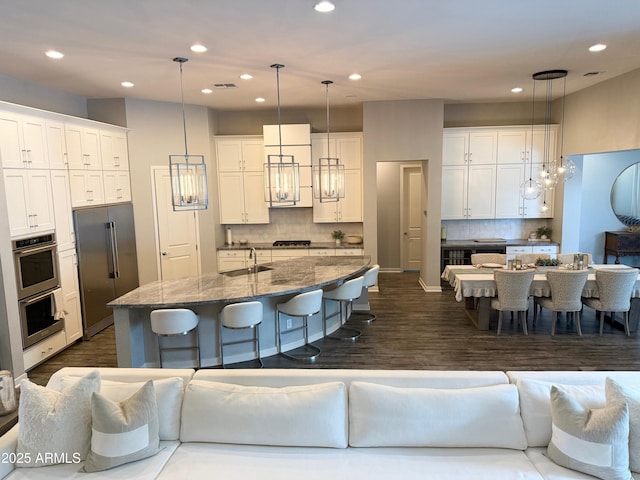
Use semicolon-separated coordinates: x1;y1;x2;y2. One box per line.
65;123;101;170
103;171;131;203
443;129;497;166
50;170;75;251
496;126;556;164
216;137;269;224
46;120;69;169
442;164;496;220
311;133;363;223
217;249;272;272
100;129;129;171
69;170;105;207
3;169;55;236
23;329;67;371
0;112;49;169
506;244;558;261
58;248;82;344
271;248;309;261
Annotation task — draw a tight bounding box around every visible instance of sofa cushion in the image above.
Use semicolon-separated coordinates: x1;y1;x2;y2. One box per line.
16;370;100;467
348;382;527;449
180;380;347;448
58;376;184;441
517;379;605;447
547;386;631;480
607;378;640;473
83;381;161;473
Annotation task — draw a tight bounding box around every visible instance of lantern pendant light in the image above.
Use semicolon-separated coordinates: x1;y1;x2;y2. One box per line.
264;64;301;207
169;57;208;211
313;80;345;203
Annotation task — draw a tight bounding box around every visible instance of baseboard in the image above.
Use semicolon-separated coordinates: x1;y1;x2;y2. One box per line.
380;268;403;273
418;277;442;293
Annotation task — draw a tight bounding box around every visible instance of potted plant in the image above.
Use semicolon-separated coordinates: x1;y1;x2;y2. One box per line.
331;230;345;245
536;225;552;240
534;257;560;271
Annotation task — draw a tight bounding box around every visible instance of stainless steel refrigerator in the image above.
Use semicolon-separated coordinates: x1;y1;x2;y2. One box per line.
74;203;139;338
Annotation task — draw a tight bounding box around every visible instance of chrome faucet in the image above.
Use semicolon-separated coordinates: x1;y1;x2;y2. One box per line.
249;247;257;271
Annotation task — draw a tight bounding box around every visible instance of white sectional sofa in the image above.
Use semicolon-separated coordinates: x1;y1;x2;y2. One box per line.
0;367;638;479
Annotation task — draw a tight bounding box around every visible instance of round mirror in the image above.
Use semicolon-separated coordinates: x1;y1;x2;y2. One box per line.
611;163;640;226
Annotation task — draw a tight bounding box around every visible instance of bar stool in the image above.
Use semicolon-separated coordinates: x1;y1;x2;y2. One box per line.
150;308;200;368
349;264;380;324
322;276;365;342
276;289;322;362
219;301;263;368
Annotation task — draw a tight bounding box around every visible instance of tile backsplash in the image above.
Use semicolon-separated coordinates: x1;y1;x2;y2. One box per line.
223;208;363;244
442;218;551;241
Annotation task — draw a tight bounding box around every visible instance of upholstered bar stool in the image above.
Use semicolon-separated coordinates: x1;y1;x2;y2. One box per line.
276;289;322;362
349;264;380;324
322;276;365;341
150;308;200;368
219;301;264;368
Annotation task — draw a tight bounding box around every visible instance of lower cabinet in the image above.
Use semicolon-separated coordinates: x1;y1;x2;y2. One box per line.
217;250;272;272
58;248;83;345
505;245;558;261
23;329;67;371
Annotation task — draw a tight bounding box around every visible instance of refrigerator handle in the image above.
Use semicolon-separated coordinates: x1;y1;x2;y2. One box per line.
107;221;120;279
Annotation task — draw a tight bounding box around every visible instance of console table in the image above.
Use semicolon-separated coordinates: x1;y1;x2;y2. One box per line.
604;231;640;264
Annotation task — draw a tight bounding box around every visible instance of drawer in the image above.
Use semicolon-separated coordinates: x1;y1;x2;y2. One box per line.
532;245;558;254
335;248;364;256
506;246;531;254
218;250;246;259
24;330;67;371
271;248;309;258
309;249;335;256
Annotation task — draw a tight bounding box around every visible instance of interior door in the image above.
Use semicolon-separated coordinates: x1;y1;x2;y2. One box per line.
402;166;422;271
153;168;199;280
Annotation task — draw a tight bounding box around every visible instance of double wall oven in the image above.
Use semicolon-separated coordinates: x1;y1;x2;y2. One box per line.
12;233;64;349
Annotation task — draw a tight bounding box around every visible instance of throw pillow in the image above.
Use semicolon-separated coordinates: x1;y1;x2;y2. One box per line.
83;380;161;472
547;386;632;480
16;370;100;467
606;378;640;473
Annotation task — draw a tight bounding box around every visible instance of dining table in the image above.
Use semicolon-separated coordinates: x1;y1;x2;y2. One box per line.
441;264;640;331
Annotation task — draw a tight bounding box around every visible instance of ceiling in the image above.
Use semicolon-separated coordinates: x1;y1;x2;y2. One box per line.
2;0;640;111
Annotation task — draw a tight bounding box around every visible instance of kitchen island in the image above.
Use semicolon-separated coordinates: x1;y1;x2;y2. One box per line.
108;256;371;368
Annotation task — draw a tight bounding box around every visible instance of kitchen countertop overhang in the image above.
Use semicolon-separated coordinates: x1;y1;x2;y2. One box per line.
217;241;364;251
441;239;559;248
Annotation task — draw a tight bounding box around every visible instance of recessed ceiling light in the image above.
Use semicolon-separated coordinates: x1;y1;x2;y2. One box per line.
201;88;213;94
314;1;335;13
255;97;265;103
589;43;607;52
45;50;64;59
190;43;208;53
349;73;362;81
240;73;253;80
121;81;134;88
511;87;523;93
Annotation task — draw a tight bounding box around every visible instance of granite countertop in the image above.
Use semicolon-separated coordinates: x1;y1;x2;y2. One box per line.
108;255;371;309
217;241;364;251
441;239;559;248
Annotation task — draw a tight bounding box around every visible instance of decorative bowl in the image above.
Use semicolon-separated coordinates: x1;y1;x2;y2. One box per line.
346;235;363;244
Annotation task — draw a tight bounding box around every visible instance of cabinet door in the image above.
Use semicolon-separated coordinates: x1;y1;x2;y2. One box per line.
69;170;105;207
58;248;83;344
46;120;68;169
242;139;265;171
312;193;338;223
65;124;84;169
495;164;525;218
528;128;555;164
466;165;496;218
102;130;129;170
522;164;553;218
216;139;243;172
442;132;468;166
82;127;101;170
103;171;131;204
0;113;24;168
243;171;270;224
100;130;116;169
27;170;55;233
497;129;527;164
441;166;467;219
50;170;75;251
468;131;497;165
112;132;129;170
21;115;48;168
3;170;31;236
335;135;362;169
218;171;246;224
339;169;363;222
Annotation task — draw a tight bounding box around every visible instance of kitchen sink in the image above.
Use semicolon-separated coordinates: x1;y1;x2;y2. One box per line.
222;265;273;277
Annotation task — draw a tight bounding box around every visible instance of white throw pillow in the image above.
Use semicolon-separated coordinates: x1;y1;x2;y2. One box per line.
517;379;605;447
547;386;632;480
16;370;100;467
83;380;161;472
606;378;640;473
58;376;184;441
348;381;527;449
180;380;347;448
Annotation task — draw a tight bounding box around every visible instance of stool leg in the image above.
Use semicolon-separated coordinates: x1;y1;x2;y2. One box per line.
219;322;226;369
254;325;263;368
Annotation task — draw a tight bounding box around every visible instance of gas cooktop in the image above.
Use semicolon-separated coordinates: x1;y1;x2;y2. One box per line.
272;240;311;247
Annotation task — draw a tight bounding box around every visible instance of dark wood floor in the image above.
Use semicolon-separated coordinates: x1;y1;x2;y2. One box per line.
28;272;640;386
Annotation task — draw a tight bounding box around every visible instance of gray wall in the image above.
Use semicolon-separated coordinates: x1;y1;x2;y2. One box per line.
376;162;403;269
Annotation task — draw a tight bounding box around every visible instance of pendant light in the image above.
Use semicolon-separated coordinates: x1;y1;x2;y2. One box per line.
313;80;345;203
169;57;208;211
520;75;542;201
554;72;576;182
264;64;301;207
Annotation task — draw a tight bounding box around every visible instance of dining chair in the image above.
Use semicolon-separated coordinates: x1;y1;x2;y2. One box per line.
515;253;550;265
582;268;639;336
491;269;535;335
470;253;507;266
556;253;593;267
534;270;589;335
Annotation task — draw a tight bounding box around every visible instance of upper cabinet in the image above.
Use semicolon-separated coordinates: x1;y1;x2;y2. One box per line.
496;126;557;164
0;112;49;169
442;129;497;166
65;123;101;170
46;120;69;170
4;169;55;236
100;129;129;171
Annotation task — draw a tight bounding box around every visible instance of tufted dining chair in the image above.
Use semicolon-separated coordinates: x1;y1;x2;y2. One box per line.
470;253;507;266
491;269;535;335
557;253;593;267
534;270;588;336
515;253;550;265
582;268;639;336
